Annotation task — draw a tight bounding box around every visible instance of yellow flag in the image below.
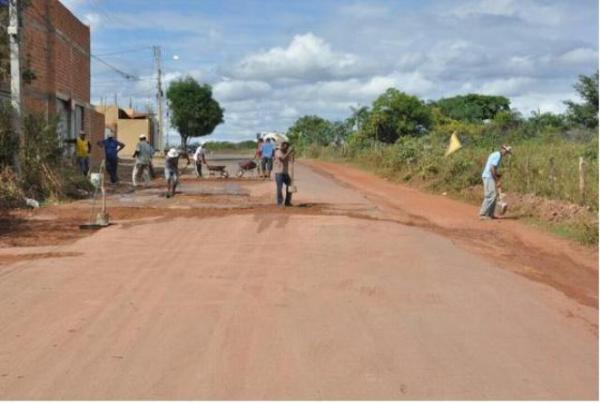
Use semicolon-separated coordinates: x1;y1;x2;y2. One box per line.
445;131;462;156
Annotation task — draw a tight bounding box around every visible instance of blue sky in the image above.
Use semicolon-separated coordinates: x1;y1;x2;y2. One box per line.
63;0;599;143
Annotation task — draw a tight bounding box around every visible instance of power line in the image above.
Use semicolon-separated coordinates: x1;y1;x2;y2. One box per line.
94;46;154;57
91;54;140;80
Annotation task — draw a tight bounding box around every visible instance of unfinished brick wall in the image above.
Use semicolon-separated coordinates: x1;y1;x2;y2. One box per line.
21;0;91;116
87;108;105;164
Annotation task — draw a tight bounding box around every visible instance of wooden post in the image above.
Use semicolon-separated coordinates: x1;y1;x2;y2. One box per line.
579;156;585;204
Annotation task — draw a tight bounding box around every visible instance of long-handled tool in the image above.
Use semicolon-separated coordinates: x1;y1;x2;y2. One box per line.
80;160;111;230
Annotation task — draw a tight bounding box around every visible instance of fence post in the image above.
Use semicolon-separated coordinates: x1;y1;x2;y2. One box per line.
579;156;585;204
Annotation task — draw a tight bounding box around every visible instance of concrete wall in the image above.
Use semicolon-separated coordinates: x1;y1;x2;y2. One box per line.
94;105;120;136
117;119;152;156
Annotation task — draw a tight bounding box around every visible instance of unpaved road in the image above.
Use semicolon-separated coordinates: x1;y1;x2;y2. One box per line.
0;159;597;399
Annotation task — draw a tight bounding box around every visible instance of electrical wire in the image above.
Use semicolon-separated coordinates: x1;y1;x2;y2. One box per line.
94;46;154;57
91;54;140;81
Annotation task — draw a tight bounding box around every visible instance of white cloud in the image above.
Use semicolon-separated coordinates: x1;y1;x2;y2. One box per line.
478;77;534;96
453;0;566;26
558;48;599;65
229;33;364;81
82;13;102;30
338;3;390;19
82;0;598;142
213;80;271;101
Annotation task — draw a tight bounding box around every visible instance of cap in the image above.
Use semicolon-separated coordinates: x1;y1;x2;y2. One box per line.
139;134;147;139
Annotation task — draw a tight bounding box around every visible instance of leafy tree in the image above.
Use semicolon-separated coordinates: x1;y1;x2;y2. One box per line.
433;94;510;122
528;110;567;130
166;77;224;148
363;88;433;143
287;115;335;146
348;105;370;131
564;71;598;128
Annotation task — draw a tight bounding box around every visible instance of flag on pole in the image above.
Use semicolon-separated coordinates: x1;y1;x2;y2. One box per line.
445;131;462;156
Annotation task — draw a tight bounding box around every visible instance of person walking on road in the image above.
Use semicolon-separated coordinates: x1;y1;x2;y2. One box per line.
97;131;125;184
165;147;190;198
192;142;207;177
131;134;155;187
274;141;295;207
479;145;511;220
65;130;92;176
261;138;275;179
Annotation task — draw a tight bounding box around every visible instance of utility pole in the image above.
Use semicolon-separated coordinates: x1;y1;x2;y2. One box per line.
153;46;166;150
8;0;22;175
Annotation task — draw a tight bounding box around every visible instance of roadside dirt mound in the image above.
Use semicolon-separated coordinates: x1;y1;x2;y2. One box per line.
505;192;596;223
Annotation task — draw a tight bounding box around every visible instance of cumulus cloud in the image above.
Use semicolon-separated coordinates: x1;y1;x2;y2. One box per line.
213;80;272;102
229;33;365;81
558;48;599;65
81;0;598;141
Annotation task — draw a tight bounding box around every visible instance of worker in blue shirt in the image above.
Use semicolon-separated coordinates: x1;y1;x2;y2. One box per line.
260;138;275;179
480;145;512;219
97;131;125;184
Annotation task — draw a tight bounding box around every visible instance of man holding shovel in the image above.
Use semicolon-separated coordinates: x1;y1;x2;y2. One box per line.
479;145;511;219
273;141;295;207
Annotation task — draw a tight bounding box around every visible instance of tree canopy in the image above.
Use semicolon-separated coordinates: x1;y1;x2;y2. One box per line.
166;77;224;148
564;70;598;128
433;94;511;122
287;115;352;146
363;88;433;143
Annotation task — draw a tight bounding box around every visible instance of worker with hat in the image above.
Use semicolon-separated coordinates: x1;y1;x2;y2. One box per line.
96;130;125;184
132;134;155;187
65;130;92;176
479;144;512;219
192;141;207;177
164;147;190;198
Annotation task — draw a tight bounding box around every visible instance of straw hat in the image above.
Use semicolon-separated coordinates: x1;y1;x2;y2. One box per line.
167;148;179;158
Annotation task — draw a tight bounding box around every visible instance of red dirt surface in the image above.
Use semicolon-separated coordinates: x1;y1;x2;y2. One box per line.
0;160;597;399
306;160;598;308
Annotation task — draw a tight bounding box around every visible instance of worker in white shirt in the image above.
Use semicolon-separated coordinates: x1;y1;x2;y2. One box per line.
193;142;207;177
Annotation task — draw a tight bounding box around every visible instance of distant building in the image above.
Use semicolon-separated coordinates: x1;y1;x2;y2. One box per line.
5;0;105;162
95;105;157;154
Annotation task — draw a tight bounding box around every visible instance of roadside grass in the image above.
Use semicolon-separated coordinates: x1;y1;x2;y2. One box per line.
302;137;598;246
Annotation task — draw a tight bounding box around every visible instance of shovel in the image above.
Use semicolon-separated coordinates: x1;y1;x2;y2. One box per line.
80;160;111;230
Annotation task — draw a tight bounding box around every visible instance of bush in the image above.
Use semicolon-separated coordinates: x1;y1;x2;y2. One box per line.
0;103;93;208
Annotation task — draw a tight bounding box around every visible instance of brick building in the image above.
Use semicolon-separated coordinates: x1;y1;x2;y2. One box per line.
20;0;105;162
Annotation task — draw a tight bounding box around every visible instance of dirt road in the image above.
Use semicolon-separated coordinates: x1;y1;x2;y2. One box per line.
0;159;597;399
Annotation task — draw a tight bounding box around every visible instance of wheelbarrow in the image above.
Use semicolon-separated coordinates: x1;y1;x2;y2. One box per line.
236;159;258;177
207;164;229;178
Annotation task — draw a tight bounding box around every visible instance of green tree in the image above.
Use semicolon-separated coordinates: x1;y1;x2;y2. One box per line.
364;88;433;143
528;110;567;131
564;71;599;128
348;105;370;131
287;115;335;146
433;94;511;122
166;77;224;148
